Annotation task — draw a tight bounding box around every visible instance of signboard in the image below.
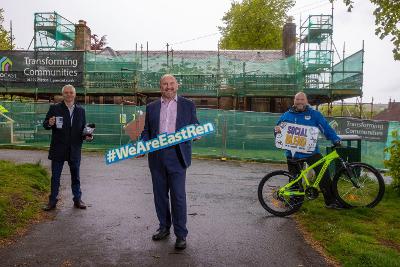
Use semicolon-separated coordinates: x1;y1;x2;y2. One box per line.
0;51;83;88
105;122;215;165
328;117;389;142
275;122;319;156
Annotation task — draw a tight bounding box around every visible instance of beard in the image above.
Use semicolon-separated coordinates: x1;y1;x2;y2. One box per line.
294;104;306;112
162;91;176;99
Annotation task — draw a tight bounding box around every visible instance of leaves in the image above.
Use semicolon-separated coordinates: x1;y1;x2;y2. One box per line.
0;8;14;50
384;130;400;190
91;34;107;50
336;0;400;60
219;0;295;50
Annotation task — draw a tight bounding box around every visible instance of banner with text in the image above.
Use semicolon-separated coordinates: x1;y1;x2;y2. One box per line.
105;122;215;165
328;117;389;142
0;50;83;88
275;122;319;156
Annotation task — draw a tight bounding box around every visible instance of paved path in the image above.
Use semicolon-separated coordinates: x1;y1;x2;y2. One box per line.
0;149;328;266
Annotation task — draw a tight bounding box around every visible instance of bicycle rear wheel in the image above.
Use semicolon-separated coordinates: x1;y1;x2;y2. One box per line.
332;162;385;208
258;170;304;217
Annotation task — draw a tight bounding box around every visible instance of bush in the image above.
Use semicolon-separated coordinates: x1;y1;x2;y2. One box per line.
384;130;400;191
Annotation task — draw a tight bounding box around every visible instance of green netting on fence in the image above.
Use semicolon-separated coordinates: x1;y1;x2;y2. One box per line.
0;101;395;169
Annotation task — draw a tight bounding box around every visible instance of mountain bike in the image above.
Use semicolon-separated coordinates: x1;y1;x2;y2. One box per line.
257;145;385;217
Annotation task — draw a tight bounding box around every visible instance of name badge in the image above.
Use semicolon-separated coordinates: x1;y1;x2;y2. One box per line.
304;115;311;120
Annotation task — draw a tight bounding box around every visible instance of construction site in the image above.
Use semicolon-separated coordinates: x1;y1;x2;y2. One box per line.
2;11;396;170
0;11;364;112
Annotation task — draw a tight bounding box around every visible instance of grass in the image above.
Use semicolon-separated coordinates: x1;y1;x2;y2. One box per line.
0;160;50;239
295;186;400;267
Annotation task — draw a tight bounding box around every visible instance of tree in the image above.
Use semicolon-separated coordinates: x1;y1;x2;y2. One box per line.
384;130;400;192
0;8;14;50
90;34;107;50
334;0;400;60
219;0;295;50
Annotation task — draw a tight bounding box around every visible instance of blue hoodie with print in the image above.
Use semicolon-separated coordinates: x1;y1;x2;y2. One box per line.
276;105;341;159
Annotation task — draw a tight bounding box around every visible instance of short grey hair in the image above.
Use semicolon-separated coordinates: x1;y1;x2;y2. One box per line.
159;74;177;86
61;84;76;94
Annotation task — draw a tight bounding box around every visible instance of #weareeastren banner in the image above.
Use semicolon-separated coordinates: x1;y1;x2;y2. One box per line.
105;122;215;165
275;122;319;156
0;50;83;88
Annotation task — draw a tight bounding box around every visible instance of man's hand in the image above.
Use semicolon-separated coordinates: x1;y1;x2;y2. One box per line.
48;116;56;126
135;154;145;158
274;126;282;133
333;141;342;147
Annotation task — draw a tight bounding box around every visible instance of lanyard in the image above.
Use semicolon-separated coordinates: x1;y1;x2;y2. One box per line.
68;105;75;126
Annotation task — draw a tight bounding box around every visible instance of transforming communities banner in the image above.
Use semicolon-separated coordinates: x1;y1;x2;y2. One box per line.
0;50;84;88
328;117;389;142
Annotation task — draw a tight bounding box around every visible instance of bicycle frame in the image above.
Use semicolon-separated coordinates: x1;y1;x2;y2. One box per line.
278;150;341;197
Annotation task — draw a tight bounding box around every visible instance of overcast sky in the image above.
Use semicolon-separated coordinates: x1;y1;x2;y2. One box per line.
2;0;399;103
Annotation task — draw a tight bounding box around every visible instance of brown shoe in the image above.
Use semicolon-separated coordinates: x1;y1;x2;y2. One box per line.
43;202;57;211
74;200;87;209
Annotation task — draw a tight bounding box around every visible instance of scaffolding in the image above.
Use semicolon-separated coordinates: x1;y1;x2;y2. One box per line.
0;11;363;108
298;14;334;92
34;12;75;51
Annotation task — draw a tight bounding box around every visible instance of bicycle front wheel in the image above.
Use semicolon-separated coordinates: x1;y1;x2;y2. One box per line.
333;162;385;208
258;170;304;217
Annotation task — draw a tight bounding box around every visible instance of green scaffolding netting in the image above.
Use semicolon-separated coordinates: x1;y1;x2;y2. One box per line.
331;50;363;90
1;49;363;97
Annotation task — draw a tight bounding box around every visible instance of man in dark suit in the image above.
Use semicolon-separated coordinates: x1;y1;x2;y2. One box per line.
140;74;199;250
42;84;92;211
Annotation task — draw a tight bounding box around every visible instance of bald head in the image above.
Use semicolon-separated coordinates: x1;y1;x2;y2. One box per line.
159;74;179;101
293;92;308;111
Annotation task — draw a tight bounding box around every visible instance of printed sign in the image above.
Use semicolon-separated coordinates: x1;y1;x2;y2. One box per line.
105;122;215;165
275;122;319;156
0;51;83;88
328;117;389;142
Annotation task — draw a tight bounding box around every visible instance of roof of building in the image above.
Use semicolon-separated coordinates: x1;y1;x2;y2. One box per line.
104;48;286;62
373;102;400;122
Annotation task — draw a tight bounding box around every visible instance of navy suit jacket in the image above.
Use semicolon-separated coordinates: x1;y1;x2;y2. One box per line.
140;96;199;168
43;102;86;161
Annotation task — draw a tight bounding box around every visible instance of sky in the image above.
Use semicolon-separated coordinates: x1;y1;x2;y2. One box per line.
2;0;399;103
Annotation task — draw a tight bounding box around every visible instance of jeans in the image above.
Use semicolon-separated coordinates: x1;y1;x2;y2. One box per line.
49;159;82;204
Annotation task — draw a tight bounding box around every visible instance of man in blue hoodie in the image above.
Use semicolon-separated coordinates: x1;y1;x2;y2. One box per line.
275;92;342;209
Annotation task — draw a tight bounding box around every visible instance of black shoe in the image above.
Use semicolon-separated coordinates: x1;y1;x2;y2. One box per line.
43;202;57;211
152;228;170;241
325;202;344;210
175;237;186;250
74;200;87;209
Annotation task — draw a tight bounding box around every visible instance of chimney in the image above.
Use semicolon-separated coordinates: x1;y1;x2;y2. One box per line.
74;20;91;50
282;16;296;57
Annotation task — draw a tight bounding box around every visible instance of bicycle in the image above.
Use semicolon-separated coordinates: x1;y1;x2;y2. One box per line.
257;145;385;217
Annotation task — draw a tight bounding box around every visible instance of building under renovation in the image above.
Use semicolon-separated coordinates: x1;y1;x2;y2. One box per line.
0;12;363;113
